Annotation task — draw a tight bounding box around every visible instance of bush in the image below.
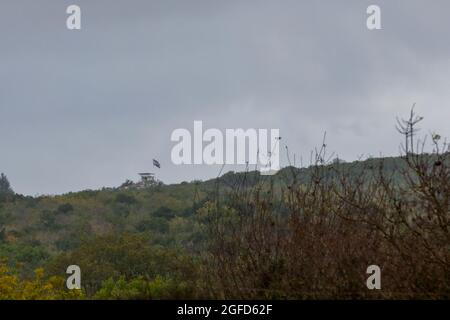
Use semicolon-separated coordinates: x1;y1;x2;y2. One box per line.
94;276;193;300
115;193;137;205
0;263;83;300
57;203;74;214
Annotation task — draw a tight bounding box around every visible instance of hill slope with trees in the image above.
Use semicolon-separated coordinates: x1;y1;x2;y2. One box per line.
0;145;448;299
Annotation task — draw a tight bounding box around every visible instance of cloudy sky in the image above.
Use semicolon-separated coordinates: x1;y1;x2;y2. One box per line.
1;0;449;195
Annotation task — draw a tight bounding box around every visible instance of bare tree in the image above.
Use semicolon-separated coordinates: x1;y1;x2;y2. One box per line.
396;104;424;154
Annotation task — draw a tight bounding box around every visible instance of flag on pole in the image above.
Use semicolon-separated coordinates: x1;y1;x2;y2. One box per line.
153;159;161;168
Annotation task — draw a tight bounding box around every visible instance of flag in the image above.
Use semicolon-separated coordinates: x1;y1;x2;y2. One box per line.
153;159;161;169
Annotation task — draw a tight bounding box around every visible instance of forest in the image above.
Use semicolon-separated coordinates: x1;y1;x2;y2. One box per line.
0;117;449;300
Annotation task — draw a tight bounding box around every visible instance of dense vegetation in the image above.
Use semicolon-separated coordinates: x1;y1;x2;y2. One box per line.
0;117;449;299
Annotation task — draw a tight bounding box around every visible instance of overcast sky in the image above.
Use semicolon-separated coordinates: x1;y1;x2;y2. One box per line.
1;0;449;195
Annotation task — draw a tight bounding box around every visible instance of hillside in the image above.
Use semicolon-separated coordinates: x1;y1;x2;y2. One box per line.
0;152;448;299
0;156;401;263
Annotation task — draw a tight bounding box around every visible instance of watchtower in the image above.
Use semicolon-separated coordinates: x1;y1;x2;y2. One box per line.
138;173;155;186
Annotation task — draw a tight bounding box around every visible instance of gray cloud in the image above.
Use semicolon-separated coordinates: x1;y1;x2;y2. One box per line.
1;0;449;195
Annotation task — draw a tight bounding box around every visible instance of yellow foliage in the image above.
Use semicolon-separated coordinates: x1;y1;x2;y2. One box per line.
0;263;84;300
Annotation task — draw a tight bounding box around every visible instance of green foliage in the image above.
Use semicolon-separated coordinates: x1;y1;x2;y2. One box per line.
0;228;5;243
55;236;81;251
94;276;194;300
46;234;201;297
40;210;57;229
0;173;14;204
0;173;13;195
115;193;137;205
57;203;74;214
0;242;50;278
153;206;175;219
136;218;169;233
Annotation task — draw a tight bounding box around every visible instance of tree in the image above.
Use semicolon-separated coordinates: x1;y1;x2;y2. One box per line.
0;263;83;300
396;104;424;154
0;173;13;195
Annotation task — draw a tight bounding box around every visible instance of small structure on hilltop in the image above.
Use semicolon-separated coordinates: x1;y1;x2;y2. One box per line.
119;173;160;190
138;172;156;188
